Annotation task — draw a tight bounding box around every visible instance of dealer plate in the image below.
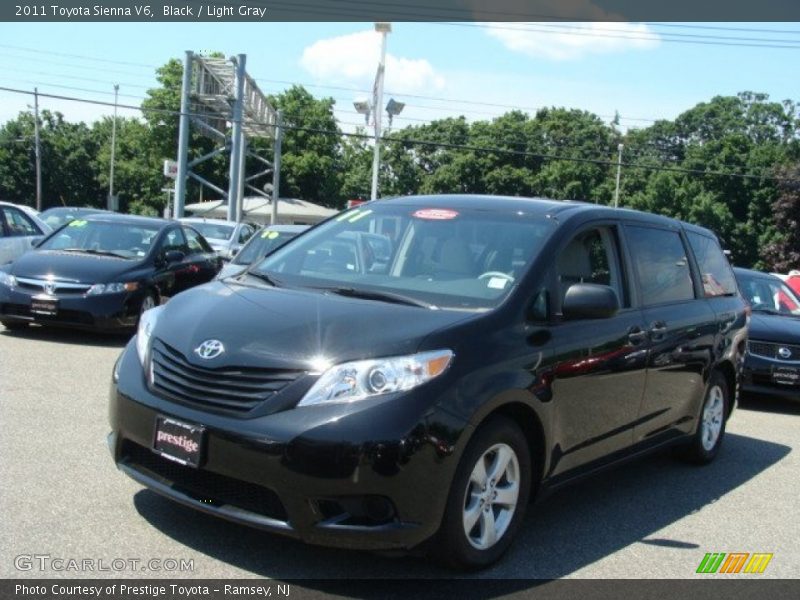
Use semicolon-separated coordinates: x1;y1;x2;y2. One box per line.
772;365;800;386
30;296;58;316
153;416;205;468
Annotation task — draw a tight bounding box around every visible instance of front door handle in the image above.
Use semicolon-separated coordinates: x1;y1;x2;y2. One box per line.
650;321;668;341
628;327;648;345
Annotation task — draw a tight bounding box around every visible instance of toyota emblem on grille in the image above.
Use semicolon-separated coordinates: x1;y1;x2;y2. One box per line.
778;347;792;359
194;339;225;360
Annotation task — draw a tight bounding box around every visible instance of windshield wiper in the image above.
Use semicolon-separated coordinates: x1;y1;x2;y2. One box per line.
322;286;437;309
58;248;128;258
241;270;282;287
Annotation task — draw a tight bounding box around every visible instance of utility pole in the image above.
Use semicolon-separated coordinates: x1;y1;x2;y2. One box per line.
271;110;283;226
370;22;391;201
33;87;42;212
614;143;624;208
108;83;119;211
173;50;193;219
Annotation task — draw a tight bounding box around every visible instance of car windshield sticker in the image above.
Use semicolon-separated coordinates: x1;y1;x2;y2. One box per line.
261;230;280;239
487;277;509;290
412;209;459;220
68;219;88;227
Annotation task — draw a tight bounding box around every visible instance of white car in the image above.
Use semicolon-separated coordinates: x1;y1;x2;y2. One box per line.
0;201;52;265
216;224;309;279
179;217;257;260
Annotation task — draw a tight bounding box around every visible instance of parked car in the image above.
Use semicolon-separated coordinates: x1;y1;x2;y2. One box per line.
216;224;309;279
39;206;112;230
179;217;257;260
109;195;747;569
0;201;52;265
735;267;800;401
0;214;221;332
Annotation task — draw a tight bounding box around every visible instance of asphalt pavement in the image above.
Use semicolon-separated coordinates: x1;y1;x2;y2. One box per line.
1;323;798;580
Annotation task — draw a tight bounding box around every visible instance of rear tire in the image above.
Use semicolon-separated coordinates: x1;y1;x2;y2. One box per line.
1;320;28;331
677;371;729;464
431;416;532;570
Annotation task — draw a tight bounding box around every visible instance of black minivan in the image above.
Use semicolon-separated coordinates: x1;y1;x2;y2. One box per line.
109;195;748;569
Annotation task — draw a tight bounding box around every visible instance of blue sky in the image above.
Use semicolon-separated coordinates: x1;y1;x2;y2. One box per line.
0;21;797;133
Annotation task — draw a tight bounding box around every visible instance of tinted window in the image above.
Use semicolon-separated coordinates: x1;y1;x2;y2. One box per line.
2;207;39;237
686;231;737;297
626;225;695;305
556;227;627;309
184;227;210;254
161;228;188;255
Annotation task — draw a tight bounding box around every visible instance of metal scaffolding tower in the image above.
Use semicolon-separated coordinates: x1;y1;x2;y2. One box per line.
173;51;278;221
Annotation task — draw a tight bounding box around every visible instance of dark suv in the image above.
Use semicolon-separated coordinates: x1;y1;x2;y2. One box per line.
108;195;748;569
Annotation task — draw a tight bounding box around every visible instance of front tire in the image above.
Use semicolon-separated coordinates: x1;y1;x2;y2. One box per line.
137;291;157;324
431;416;532;570
1;320;29;331
678;371;729;464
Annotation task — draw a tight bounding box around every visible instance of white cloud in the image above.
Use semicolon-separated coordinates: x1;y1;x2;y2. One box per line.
300;30;445;95
485;22;660;61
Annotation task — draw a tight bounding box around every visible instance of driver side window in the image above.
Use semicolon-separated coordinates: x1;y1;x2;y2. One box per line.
160;228;188;257
555;227;626;313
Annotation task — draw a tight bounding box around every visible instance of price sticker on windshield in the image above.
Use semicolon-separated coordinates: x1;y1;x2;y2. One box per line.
412;209;459;220
261;230;280;239
68;219;88;227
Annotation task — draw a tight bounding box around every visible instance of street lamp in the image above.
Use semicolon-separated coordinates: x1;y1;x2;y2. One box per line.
369;22;391;200
353;99;371;124
385;98;405;128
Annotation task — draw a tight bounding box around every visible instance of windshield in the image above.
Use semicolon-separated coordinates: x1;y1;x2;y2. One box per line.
190;222;235;241
233;230;299;265
738;273;800;315
41;208;98;229
39;220;161;259
252;203;555;310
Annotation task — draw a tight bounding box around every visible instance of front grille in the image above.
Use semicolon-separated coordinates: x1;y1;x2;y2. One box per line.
15;277;91;296
121;440;288;521
149;339;305;413
748;340;800;361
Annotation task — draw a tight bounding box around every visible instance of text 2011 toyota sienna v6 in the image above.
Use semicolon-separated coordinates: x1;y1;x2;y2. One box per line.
108;195;747;569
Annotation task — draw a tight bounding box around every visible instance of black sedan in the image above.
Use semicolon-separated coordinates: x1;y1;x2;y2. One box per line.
0;214;221;332
735;267;800;401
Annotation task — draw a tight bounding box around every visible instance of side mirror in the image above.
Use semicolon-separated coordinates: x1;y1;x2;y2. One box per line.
30;236;44;248
164;250;185;264
562;283;620;320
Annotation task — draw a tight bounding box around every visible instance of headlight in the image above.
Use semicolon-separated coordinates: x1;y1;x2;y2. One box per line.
0;272;16;288
298;349;454;407
136;305;163;365
87;282;139;295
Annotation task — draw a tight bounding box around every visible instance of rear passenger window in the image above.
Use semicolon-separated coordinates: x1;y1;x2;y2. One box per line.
626;225;695;305
686;231;737;297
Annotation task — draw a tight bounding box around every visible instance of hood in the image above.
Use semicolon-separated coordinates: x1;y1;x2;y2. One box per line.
749;311;800;344
9;250;143;283
153;280;478;370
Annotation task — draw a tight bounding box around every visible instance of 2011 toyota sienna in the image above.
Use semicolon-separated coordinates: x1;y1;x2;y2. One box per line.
108;195;748;569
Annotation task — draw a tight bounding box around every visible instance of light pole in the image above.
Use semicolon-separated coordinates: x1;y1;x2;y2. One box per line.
33;88;42;212
614;143;624;208
108;83;119;211
370;22;391;200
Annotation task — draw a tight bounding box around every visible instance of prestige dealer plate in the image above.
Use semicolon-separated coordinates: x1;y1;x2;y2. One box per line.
153;416;205;468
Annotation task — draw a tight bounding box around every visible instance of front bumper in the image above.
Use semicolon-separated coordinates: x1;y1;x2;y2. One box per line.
109;343;470;550
740;352;800;402
0;286;141;331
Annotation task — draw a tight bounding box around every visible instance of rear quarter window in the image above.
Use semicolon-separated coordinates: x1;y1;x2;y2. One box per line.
686;231;737;297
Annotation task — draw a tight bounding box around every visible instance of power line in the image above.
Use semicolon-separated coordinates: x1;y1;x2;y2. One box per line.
1;85;795;184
